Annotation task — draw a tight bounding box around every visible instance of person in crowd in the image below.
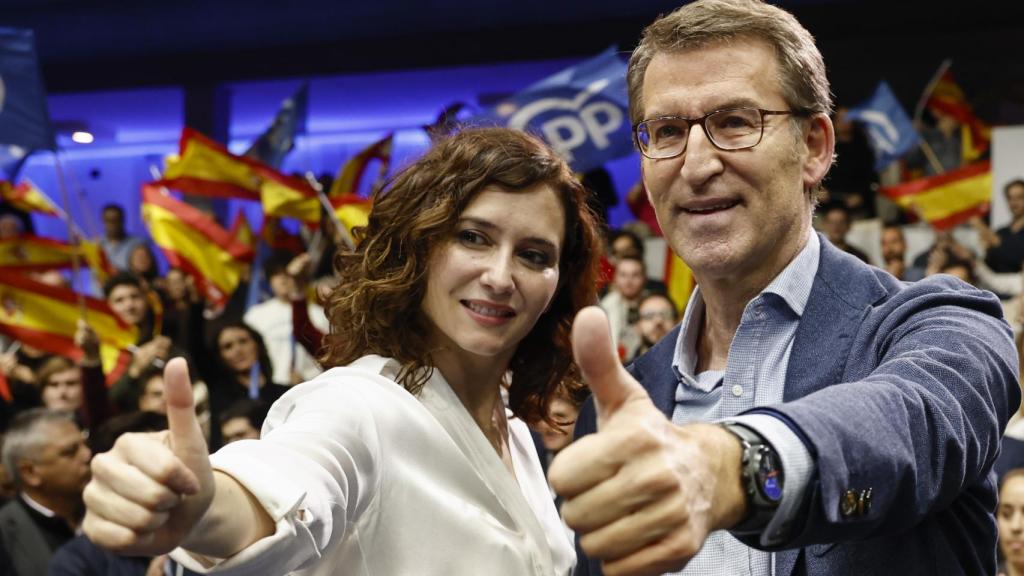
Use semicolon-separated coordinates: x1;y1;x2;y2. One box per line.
880;223;924;281
34;358;83;414
104;273;180;412
126;243;163;293
609;229;644;263
243;252;330;386
0;409;92;575
600;256;647;362
1000;469;1024;576
218;399;268;445
823;105;876;219
82;127;601;574
134;366;166;415
634;292;678;357
819;202;870;263
975;179;1024;274
550;2;1018;575
99;204;146;273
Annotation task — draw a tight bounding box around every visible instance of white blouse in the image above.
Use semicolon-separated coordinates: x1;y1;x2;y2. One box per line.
171;355;575;575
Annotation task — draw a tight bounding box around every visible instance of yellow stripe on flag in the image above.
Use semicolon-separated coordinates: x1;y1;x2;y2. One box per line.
665;253;694;314
163;136;261;195
142;203;247;301
260;178;321;225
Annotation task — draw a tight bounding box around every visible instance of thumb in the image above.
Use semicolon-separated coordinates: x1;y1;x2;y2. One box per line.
572;306;648;419
163;357;209;483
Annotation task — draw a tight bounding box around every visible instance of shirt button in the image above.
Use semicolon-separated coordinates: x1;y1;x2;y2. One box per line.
731;384;743;397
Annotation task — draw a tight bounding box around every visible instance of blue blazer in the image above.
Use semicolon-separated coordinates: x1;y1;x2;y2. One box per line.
573;236;1020;575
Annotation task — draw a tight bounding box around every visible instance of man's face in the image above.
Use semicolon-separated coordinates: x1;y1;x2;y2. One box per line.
1007;183;1024;220
22;420;92;497
221;416;259;444
821;208;851;245
107;284;148;326
268;272;297;301
102;208;124;239
640;39;830;284
613;259;646;301
638;296;676;345
880;228;906;262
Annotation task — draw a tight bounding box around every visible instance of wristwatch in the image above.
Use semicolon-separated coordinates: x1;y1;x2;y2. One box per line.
720;422;784;534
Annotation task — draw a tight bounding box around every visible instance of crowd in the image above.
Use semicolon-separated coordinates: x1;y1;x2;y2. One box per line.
0;0;1020;575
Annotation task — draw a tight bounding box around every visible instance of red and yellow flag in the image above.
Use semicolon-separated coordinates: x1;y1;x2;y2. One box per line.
925;70;990;163
330;193;372;237
159;128;262;201
328;133;394;198
664;252;694;315
0;270;137;385
0;234;113;278
0;180;60;217
882;161;991;230
141;185;253;306
256;166;321;226
229;211;256;251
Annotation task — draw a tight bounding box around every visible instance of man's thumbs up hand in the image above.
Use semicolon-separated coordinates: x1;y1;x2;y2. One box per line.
83;357;215;556
549;307;747;576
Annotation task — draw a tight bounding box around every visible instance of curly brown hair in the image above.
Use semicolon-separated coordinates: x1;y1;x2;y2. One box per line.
320;127;602;426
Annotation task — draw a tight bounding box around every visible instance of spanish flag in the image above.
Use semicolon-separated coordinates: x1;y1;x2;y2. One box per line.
0;180;59;216
159;128;262;201
261;216;305;253
330;193;371;238
229;211;257;251
881;161;991;230
925;69;990;163
664;252;695;315
141;185;254;306
0;234;114;278
0;270;137;385
328;133;393;198
256;166;321;226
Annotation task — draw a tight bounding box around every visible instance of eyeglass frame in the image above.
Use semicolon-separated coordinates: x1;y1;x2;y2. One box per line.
633;107;811;160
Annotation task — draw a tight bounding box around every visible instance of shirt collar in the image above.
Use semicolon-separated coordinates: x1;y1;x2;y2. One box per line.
20;492;56;518
670;229;820;386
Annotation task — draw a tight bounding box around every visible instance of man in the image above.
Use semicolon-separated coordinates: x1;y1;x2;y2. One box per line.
819;203;870;263
975;179;1024;274
599;256;647;362
243;253;329;386
99;203;146;272
549;1;1019;575
880;223;924;281
0;409;92;576
634;292;678;357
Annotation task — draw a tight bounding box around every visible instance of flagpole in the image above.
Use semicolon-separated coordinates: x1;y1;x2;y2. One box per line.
52;150;88;318
913;59;952;124
917;139;946;176
305;172;355;251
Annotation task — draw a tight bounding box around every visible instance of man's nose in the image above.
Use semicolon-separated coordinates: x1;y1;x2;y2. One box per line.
679;123;725;188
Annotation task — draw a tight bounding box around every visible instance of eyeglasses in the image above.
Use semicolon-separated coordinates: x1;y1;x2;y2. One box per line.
639;310;676;322
634;107;807;160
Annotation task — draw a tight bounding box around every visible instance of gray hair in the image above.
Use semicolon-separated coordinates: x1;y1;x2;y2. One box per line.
1;408;75;489
627;0;833;126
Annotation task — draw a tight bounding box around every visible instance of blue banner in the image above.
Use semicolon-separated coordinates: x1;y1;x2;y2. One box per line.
245;83;308;169
0;28;55;179
846;81;920;171
471;47;632;173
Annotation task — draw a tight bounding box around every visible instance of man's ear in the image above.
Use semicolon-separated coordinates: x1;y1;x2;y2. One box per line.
18;460;41;489
802;113;835;190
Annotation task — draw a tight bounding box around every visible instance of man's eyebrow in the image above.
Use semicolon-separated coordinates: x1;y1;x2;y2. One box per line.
646;97;765;119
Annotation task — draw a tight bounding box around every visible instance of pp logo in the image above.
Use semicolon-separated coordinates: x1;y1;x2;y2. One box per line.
503;79;624;164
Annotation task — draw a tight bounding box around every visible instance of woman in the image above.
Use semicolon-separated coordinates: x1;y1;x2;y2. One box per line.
81;127;601;575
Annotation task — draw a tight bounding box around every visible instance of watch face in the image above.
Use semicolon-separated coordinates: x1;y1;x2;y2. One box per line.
758;448;784;503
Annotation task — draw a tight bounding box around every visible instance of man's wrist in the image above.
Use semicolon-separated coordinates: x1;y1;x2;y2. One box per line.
681;423;747;531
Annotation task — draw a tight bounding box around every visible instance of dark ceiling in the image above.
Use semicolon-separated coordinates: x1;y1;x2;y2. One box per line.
5;1;1024;121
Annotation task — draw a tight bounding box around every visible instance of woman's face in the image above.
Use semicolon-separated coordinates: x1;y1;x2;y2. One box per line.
129;245;154;274
41;367;83;412
218;327;259;374
999;475;1024;565
420;184;565;367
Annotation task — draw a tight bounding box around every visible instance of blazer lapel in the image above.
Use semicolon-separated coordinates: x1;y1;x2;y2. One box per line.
630;324;682;418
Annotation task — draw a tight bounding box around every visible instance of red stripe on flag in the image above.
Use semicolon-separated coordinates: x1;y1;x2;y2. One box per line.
881;161;991;200
141;185;254;262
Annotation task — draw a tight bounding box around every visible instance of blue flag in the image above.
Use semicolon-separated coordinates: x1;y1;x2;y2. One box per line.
244;83;308;169
846;81;920;171
0;28;56;179
471;47;632;173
